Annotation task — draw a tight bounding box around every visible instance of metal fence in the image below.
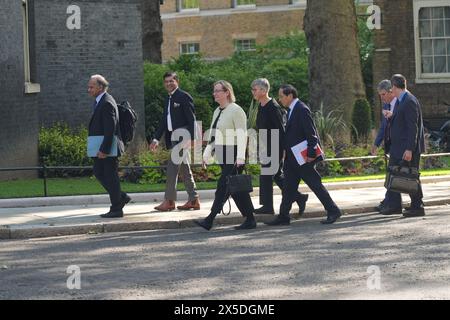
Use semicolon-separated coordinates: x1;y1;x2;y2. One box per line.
1;153;449;197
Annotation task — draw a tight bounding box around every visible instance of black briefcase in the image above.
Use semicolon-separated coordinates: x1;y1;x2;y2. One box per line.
384;164;420;195
226;166;253;195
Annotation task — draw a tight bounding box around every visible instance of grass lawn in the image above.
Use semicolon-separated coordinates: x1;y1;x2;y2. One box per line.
1;167;449;199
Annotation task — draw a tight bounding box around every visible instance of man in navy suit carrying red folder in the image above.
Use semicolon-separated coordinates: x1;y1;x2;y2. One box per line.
265;84;342;226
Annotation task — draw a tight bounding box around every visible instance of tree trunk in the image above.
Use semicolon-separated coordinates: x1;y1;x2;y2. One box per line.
141;0;163;64
304;0;366;124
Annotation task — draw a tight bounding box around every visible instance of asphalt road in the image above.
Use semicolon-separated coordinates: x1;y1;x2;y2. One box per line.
0;205;449;300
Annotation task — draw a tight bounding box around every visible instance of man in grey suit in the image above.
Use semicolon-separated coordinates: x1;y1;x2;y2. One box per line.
381;74;425;217
88;74;130;218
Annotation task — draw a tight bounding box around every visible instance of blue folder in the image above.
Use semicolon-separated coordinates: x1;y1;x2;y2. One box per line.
87;135;118;157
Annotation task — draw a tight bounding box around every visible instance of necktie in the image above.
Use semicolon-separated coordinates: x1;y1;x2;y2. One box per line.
92;101;98;112
167;95;173;132
209;108;224;144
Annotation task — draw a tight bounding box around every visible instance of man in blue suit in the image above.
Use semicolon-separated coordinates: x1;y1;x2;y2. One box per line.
371;80;397;156
372;80;397;212
265;84;341;226
381;74;425;217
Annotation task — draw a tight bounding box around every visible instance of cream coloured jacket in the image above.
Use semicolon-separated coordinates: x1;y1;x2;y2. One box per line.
203;102;248;163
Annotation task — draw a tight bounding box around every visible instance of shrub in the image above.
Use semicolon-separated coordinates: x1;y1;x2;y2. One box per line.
38;124;92;177
137;148;169;184
194;97;213;134
336;144;385;176
316;148;343;177
351;99;372;143
313;104;348;149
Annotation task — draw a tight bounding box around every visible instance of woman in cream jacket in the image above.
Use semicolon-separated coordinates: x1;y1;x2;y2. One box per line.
194;80;256;231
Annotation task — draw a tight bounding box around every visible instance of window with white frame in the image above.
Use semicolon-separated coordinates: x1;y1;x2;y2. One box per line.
179;0;199;11
180;42;200;55
414;1;450;81
235;39;256;52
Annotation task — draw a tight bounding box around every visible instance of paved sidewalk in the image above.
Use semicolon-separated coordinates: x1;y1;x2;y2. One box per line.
0;177;449;239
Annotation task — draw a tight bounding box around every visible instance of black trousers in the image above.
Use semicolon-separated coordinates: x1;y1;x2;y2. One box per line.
93;157;125;212
209;146;254;218
385;153;423;208
279;155;340;216
259;160;304;208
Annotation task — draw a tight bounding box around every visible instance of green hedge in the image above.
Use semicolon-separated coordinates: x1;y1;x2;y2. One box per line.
38;124;92;177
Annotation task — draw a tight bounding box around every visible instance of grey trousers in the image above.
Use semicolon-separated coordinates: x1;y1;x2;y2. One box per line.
165;152;198;201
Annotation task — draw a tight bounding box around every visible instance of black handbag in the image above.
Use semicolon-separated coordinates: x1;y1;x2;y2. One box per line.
384;162;420;195
220;165;253;216
226;166;253;195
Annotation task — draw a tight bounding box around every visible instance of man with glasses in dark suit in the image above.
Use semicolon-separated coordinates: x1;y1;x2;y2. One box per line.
265;84;341;226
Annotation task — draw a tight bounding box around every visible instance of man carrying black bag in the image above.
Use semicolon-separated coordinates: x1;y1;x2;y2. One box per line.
381;74;425;217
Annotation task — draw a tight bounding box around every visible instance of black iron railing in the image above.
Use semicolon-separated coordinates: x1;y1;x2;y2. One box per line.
1;153;449;197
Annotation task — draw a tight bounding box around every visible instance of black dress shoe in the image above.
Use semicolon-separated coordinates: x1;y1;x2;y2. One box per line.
404;204;424;211
265;215;290;226
120;194;131;209
403;207;425;217
296;194;309;214
320;211;341;224
379;207;402;215
234;218;257;230
194;218;213;231
374;201;386;212
100;210;123;218
254;206;275;215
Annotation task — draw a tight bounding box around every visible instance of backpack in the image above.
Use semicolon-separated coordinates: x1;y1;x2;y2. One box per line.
117;101;138;146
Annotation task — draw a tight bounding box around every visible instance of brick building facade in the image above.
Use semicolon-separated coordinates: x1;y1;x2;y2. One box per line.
0;0;146;179
373;0;450;128
160;0;306;62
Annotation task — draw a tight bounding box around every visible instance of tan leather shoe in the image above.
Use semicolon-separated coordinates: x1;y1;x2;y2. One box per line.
177;198;200;210
154;200;175;212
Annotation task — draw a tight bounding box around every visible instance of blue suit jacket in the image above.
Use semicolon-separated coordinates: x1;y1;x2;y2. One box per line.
389;92;425;159
374;103;391;147
284;100;321;162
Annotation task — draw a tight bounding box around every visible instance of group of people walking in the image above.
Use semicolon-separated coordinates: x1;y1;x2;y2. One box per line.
86;71;425;229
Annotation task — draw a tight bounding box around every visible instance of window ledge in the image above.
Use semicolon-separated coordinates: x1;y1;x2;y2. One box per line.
24;82;41;94
179;8;200;14
415;77;450;84
233;4;256;11
290;1;306;8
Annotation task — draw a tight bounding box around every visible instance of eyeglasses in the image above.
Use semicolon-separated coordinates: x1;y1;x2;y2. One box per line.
213;89;226;93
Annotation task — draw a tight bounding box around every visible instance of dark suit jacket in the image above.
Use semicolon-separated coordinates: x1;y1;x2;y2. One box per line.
88;92;124;156
285;100;321;162
389;91;425;159
374;103;391;147
153;88;196;148
256;98;286;158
